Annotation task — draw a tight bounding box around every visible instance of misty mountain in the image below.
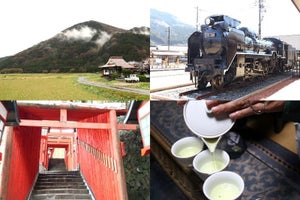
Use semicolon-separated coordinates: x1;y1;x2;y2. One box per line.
0;21;149;73
150;8;196;46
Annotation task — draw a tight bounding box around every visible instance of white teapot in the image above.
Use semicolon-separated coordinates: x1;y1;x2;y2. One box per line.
183;100;235;152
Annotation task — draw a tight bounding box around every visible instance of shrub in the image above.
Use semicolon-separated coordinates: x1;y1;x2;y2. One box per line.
122;69;133;78
111;72;121;80
138;74;149;82
0;68;23;74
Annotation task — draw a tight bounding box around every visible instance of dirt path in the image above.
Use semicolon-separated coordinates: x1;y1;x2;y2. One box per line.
77;76;149;95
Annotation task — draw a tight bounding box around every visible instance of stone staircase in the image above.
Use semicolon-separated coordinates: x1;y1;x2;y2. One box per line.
47;158;67;172
30;159;93;200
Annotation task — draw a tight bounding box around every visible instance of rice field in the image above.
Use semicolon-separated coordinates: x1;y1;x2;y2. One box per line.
0;73;149;100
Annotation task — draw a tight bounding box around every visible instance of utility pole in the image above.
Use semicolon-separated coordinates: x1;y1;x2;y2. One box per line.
195;7;207;31
258;0;266;39
196;6;199;31
167;26;170;51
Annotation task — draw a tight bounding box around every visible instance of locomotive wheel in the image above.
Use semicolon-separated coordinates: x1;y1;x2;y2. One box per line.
224;69;235;85
197;78;208;89
211;75;224;89
196;72;208;89
263;64;269;76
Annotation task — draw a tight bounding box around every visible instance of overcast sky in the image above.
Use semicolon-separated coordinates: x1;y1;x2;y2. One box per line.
151;0;300;37
0;0;149;57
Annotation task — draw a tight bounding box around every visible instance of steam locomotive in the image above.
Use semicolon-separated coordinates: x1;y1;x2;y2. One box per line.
186;15;297;89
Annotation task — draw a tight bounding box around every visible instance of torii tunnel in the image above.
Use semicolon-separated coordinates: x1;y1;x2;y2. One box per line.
0;101;148;200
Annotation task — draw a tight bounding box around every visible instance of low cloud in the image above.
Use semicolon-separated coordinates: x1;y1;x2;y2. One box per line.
62;26;96;41
95;31;111;47
153;19;169;27
58;26;112;47
131;27;150;35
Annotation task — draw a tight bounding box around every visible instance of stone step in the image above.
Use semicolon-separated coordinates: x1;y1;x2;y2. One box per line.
37;177;82;183
38;175;78;178
39;171;80;175
30;193;92;200
30;170;92;200
34;184;87;190
38;174;81;178
34;182;85;188
32;188;89;194
48;158;67;172
39;171;80;176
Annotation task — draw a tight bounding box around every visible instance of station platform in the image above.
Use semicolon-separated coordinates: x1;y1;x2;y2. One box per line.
265;78;300;100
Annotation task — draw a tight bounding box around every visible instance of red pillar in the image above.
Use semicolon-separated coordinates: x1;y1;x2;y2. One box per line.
39;136;48;170
6;126;41;199
109;110;128;200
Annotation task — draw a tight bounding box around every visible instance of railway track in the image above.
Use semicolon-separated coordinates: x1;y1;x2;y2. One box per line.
150;72;294;100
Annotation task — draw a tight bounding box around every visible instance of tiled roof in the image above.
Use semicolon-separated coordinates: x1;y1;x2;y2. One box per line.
99;56;134;69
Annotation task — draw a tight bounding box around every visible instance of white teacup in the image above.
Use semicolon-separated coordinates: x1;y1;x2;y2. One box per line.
171;136;204;167
193;149;230;180
203;171;244;200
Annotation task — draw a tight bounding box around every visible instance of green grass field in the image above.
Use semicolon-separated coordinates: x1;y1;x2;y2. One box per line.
0;73;149;100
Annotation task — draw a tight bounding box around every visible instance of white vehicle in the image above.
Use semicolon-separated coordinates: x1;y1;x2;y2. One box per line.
125;74;140;82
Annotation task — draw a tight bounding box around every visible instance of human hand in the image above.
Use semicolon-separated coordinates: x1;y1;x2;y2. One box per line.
206;100;285;120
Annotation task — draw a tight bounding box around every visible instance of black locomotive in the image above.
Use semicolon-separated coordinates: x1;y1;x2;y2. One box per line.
186;15;297;89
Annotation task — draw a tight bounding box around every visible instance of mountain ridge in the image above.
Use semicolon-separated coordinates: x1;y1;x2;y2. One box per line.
150;8;195;46
0;20;149;73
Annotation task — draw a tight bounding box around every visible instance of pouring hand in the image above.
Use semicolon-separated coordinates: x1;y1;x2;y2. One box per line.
206;100;285;120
